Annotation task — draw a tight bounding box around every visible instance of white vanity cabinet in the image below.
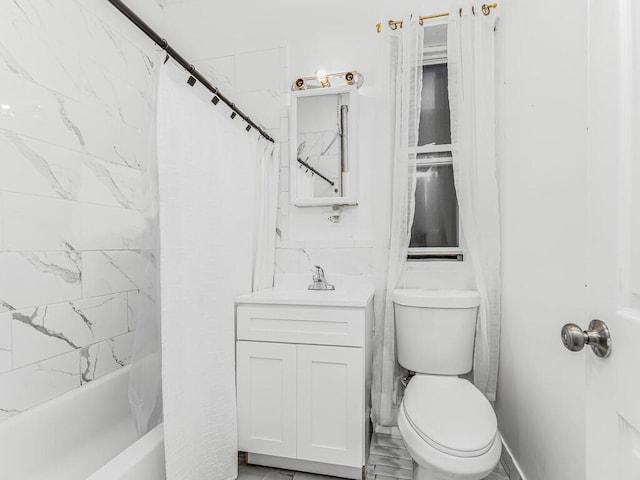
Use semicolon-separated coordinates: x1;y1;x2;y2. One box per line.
235;286;373;480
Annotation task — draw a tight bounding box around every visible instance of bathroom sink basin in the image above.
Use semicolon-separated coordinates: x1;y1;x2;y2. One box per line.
235;274;374;307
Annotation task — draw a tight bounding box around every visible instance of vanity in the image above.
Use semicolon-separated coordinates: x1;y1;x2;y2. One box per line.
235;277;374;479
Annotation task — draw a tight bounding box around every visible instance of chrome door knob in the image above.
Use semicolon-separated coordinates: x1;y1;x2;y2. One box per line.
561;319;612;358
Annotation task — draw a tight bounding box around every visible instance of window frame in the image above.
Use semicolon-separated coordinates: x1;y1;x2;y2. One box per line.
407;42;463;261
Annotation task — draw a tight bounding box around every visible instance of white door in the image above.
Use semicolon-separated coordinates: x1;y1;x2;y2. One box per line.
572;0;640;478
296;345;363;467
236;341;297;458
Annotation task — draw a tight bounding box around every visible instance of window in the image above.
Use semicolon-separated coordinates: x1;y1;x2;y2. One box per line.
408;24;462;261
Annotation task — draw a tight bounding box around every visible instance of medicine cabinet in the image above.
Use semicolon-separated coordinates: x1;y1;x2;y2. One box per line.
289;85;358;207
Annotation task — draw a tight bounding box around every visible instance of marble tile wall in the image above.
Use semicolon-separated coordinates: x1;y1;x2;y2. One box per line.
0;0;159;421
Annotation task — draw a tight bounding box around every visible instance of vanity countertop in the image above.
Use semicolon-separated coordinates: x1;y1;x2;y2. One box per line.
235;274;374;308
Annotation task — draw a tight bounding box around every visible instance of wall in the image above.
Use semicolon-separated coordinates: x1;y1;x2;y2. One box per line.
0;0;162;421
495;1;589;479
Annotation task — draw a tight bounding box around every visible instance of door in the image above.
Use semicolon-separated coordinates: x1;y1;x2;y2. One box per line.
296;345;363;467
581;0;640;477
236;341;297;458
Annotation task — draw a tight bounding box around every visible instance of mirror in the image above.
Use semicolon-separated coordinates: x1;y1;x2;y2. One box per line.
290;85;358;206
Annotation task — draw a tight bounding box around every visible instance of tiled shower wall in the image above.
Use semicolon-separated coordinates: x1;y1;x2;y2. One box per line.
0;0;160;421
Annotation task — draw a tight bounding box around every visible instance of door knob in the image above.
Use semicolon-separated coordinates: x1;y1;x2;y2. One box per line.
561;319;612;358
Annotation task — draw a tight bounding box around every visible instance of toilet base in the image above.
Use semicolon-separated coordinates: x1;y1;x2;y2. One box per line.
398;403;501;480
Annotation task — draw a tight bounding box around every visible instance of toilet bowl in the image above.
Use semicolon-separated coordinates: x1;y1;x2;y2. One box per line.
397;375;501;480
392;289;501;480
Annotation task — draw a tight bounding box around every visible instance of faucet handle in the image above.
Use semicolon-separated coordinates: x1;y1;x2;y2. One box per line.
312;265;325;281
308;265;335;290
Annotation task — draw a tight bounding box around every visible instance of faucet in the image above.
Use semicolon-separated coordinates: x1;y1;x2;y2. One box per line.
308;265;335;291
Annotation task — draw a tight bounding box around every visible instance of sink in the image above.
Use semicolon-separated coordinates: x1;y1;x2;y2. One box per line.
234;274;374;308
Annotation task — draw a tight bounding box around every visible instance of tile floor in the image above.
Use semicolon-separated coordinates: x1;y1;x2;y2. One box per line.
366;433;508;480
237;433;509;480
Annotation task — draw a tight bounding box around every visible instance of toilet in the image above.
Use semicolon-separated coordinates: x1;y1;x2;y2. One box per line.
393;289;501;480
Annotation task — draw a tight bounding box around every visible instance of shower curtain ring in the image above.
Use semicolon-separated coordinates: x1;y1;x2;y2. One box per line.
472;6;476;15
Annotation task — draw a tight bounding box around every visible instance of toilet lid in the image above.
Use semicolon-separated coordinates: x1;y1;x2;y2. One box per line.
403;375;497;458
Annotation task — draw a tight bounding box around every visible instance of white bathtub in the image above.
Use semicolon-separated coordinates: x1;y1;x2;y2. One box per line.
0;365;166;480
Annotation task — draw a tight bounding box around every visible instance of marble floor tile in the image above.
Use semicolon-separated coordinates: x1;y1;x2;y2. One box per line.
293;473;342;480
237;463;294;480
484;468;510;480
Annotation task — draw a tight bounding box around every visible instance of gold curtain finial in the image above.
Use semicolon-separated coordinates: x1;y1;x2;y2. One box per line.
482;3;498;15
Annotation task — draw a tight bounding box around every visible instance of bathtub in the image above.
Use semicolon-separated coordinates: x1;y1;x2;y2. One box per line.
0;365;166;480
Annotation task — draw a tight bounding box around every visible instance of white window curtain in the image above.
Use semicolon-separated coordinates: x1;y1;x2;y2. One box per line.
447;3;501;401
371;20;423;427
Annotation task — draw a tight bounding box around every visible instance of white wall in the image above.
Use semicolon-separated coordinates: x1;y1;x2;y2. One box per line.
495;1;589;479
0;0;162;421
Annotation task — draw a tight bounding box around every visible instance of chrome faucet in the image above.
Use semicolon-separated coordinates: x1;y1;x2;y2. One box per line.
308;265;335;291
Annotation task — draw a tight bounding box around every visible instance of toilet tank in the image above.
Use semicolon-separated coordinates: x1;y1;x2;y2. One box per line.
393;289;480;375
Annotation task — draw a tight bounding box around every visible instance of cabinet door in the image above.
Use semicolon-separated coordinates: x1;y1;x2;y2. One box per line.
296;345;364;467
236;341;297;458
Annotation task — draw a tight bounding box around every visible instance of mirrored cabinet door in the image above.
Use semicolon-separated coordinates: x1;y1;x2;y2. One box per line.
290;85;358;207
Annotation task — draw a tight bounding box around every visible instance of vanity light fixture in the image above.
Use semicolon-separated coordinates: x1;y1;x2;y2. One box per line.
292;70;364;90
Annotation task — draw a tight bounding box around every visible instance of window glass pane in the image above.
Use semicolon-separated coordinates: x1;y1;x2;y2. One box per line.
410;164;458;248
418;64;451;146
423;24;447;49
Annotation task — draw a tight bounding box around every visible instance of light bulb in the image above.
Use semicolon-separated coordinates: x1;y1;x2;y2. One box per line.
315;68;330;88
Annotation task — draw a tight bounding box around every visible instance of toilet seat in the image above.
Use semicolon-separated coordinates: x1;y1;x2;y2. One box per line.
402;375;498;458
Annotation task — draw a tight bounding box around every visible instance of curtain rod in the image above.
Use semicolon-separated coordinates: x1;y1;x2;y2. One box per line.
376;3;498;33
106;0;275;143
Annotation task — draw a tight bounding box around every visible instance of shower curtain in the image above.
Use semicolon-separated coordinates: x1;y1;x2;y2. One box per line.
131;57;279;479
371;20;424;427
448;3;501;401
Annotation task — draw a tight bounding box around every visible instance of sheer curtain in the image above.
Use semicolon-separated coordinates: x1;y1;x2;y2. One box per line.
448;3;501;401
371;20;423;427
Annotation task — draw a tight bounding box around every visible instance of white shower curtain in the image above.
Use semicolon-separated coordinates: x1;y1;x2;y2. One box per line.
448;3;501;401
371;20;423;427
252;139;280;292
157;59;278;479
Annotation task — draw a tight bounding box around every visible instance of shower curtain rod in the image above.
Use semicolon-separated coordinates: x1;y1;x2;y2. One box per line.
106;0;275;143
